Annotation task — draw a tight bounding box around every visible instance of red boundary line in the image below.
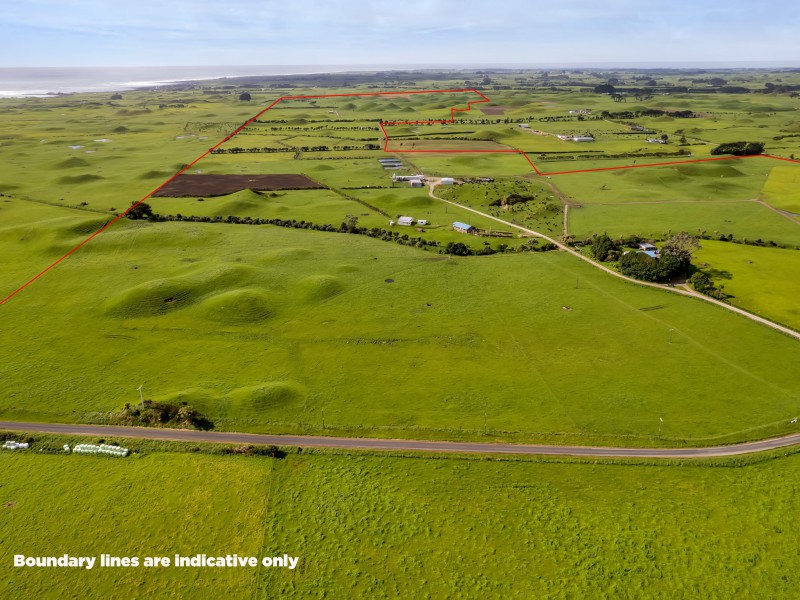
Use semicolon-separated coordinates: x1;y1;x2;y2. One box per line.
2;88;800;306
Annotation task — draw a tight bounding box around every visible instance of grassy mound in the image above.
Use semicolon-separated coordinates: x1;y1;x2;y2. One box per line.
262;247;313;264
57;174;103;184
103;264;257;317
140;170;173;179
227;381;305;412
296;274;344;302
57;217;109;237
198;288;277;323
54;157;89;169
474;131;503;142
103;277;203;317
153;387;217;404
675;164;745;178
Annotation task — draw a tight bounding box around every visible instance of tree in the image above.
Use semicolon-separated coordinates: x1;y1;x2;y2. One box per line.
690;271;728;300
591;233;615;262
126;201;154;220
594;84;616;94
710;141;765;156
110;93;123;100
661;134;669;143
618;251;683;282
444;242;472;256
239;92;252;101
343;215;359;232
661;232;700;265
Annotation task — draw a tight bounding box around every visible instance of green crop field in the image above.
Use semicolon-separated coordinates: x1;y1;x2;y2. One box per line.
5;444;800;598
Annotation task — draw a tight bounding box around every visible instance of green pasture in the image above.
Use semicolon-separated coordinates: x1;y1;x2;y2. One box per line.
546;157;784;205
436;178;563;237
2;78;800;447
762;166;800;215
152;189;388;230
1;202;799;445
6;447;800;598
694;241;800;331
567;200;800;246
0;451;271;598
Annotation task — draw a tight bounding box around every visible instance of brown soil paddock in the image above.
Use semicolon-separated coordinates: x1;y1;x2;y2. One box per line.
153;174;324;197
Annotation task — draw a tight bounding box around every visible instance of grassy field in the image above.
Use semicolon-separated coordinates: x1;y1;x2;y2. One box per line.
567;200;800;246
2;200;799;445
2;77;800;447
5;446;800;598
5;70;800;599
694;241;800;331
762;166;800;216
0;451;272;598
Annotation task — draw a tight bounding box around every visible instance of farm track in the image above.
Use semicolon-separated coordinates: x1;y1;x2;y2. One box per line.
3;421;800;458
426;183;800;341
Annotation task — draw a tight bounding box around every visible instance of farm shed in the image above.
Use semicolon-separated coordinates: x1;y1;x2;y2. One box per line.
440;178;454;185
398;216;414;226
453;221;475;234
409;180;424;188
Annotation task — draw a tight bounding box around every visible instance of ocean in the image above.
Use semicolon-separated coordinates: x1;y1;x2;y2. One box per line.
2;62;798;98
0;65;464;98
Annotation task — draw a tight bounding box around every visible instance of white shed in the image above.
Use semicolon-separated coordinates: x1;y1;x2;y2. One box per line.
398;216;414;226
440;177;454;185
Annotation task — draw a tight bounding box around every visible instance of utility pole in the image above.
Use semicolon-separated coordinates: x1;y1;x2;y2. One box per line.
484;411;487;434
669;328;675;344
136;385;144;409
659;417;663;439
321;407;325;429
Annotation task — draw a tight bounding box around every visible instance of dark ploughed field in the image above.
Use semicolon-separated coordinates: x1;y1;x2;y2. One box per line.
153;174;324;197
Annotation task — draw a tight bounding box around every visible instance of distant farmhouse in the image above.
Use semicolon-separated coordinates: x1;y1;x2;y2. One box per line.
638;243;660;258
557;134;595;142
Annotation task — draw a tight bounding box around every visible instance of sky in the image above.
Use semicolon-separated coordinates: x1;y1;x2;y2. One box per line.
1;0;799;67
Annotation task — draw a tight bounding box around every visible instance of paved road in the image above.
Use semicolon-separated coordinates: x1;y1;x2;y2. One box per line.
3;421;800;458
426;183;800;341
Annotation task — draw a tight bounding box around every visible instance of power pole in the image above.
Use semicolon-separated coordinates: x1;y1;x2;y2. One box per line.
136;385;144;409
669;329;675;344
658;417;663;439
321;407;325;429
